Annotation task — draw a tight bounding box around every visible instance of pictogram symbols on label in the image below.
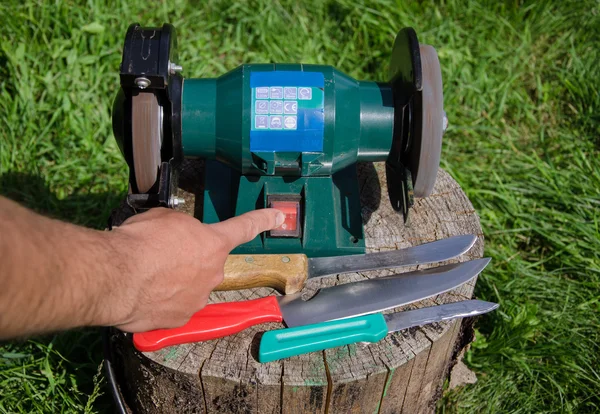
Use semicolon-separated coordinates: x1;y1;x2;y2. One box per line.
255;100;269;114
284;87;297;99
270;87;283;99
298;87;312;100
284;116;297;130
255;115;268;129
256;87;269;99
270;100;283;114
284;101;298;114
250;71;324;151
269;115;283;129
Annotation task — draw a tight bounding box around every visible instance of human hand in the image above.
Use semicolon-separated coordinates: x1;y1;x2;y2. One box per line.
103;208;284;332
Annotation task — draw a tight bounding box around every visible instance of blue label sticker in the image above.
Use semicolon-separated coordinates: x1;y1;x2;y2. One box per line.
250;71;324;153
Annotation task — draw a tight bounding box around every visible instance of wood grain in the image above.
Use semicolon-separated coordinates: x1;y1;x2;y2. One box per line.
217;254;309;294
110;160;484;413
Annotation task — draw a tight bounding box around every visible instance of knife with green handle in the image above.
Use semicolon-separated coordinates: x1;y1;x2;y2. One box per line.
258;300;499;363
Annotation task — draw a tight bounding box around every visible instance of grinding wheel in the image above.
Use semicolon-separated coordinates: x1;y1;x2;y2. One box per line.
410;45;444;198
131;92;162;193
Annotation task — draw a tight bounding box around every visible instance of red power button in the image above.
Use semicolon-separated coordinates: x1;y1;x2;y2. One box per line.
269;200;301;238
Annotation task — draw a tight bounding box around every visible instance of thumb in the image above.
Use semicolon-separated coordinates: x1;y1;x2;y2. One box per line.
210;208;285;250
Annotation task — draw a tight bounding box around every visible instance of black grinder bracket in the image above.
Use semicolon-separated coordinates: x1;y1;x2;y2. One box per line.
112;23;183;209
386;27;422;220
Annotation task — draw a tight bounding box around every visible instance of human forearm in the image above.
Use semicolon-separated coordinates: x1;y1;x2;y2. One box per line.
0;196;119;338
0;196;283;338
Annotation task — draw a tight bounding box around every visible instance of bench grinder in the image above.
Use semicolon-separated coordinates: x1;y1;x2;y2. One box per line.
112;24;446;257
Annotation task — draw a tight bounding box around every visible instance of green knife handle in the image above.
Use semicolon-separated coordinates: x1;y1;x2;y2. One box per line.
258;314;388;363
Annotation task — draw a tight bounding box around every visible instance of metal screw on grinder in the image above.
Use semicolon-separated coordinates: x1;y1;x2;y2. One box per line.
169;197;185;208
134;77;151;89
169;61;183;75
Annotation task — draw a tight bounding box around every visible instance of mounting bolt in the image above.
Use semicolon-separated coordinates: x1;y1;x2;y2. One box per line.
281;256;290;263
135;77;151;89
169;61;183;75
169;197;185;208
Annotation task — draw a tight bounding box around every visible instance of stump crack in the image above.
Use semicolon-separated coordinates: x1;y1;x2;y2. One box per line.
199;340;221;414
175;347;195;372
323;351;333;414
400;340;433;413
366;344;393;414
375;366;392;414
199;359;209;414
279;364;284;414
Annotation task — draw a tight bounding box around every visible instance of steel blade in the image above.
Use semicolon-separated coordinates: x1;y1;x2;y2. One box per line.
384;300;499;333
279;258;490;327
308;235;476;279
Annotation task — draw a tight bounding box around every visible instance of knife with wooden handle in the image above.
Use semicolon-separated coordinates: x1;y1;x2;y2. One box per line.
216;234;477;294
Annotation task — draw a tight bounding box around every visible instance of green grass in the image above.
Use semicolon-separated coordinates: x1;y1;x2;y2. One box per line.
1;0;599;412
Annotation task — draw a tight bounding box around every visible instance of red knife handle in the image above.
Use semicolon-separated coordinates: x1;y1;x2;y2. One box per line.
133;296;283;352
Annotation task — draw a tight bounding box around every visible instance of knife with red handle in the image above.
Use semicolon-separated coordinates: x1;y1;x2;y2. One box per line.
133;297;282;352
132;259;489;352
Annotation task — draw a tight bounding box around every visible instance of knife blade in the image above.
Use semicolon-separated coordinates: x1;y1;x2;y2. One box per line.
133;258;489;352
217;234;477;294
258;300;499;363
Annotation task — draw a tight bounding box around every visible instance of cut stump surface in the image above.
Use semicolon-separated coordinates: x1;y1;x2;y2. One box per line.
112;161;483;414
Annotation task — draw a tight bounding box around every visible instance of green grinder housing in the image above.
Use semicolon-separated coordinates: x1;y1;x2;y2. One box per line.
112;24;446;257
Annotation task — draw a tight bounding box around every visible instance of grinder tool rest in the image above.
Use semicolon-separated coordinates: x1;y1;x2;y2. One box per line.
112;24;446;257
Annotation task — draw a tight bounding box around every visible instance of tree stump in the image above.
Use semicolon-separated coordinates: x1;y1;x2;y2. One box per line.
109;160;483;414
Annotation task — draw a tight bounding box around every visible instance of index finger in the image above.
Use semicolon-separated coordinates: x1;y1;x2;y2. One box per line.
209;209;285;250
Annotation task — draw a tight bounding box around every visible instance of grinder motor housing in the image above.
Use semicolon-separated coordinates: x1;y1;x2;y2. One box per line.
112;24;445;257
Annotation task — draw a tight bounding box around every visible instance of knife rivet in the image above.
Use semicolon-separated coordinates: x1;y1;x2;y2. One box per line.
245;256;254;263
281;256;290;263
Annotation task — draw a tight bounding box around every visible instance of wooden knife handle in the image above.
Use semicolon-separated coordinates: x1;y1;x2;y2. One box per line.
216;254;309;294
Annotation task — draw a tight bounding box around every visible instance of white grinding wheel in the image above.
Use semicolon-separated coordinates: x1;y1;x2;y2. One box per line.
411;44;444;198
131;92;162;193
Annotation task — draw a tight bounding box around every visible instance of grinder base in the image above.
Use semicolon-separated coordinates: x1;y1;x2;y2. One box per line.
203;161;365;257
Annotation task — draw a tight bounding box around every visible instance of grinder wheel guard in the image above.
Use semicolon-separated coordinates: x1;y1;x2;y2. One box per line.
113;23;447;256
